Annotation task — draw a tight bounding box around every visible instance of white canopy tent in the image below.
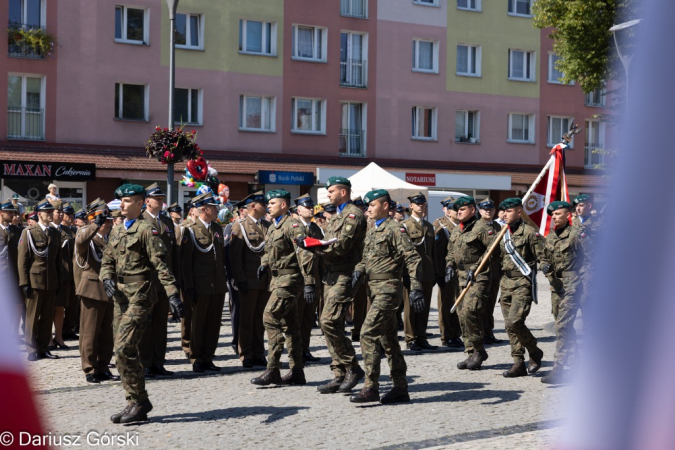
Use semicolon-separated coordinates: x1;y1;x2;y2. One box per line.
317;162;428;204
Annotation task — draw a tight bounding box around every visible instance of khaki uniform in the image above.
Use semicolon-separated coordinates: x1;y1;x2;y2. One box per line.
74;224;113;374
0;223;23;331
230;216;270;362
18;224;62;353
320;203;367;377
355;217;421;389
432;217;461;342
100;220;177;404
572;215;598;310
483;221;502;336
180;219;227;365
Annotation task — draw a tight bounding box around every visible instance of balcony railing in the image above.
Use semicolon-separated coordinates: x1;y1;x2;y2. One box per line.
339;128;365;157
340;59;368;88
584;143;605;168
7;24;48;59
8;107;45;140
341;0;368;18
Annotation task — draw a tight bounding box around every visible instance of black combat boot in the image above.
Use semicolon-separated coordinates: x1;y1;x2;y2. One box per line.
280;367;307;385
466;351;487;370
339;366;365;393
110;404;132;424
380;387;410;404
541;364;565;385
250;368;282;386
502;361;527;378
349;387;380;403
528;347;544;374
317;376;345;394
119;399;153;424
457;356;470;370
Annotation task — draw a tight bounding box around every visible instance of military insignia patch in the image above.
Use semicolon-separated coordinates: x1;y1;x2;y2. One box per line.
292;223;299;228
215;232;220;238
581;232;587;238
535;232;540;237
348;214;355;219
183;235;188;243
488;230;494;235
19;238;23;245
400;228;407;233
152;229;159;235
345;224;353;232
165;226;170;233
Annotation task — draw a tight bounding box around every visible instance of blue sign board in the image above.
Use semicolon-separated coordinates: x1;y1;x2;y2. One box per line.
258;170;314;185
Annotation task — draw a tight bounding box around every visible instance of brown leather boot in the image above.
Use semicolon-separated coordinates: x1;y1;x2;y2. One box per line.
528;347;544;374
110;403;133;424
250;368;282;386
466;351;486;370
457;357;470;370
502;361;527;378
280;367;306;385
349;387;380;403
380;387;410;404
339;366;365;393
317;376;345;394
541;364;564;385
119;399;153;424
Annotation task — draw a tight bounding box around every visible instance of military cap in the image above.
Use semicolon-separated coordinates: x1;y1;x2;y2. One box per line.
294;193;314;208
111;209;122;219
452;196;476;211
35;198;56;211
499;198;522;210
49;199;63;210
322;203;337;213
145;182;166;197
352;196;365;208
363;189;389;205
325;176;351;189
74;209;86;220
26;211;37;221
12;193;20;200
192;192;219;208
0;201;17;211
547;200;572;216
85;198;105;214
237;191;266;208
478;197;495;209
407;192;427;204
390;200;397;211
396;204;406;213
167;202;182;213
290;205;298;214
114;184;145;200
440;196;456;207
265;189;291;202
573;193;591;205
314;211;325;219
62;202;75;214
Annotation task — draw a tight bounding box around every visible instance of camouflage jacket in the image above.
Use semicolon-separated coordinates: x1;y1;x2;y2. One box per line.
496;221;546;289
572;214;599;274
321;202;367;273
446;217;496;284
401;216;435;282
260;215;314;290
355;217;422;294
543;224;586;277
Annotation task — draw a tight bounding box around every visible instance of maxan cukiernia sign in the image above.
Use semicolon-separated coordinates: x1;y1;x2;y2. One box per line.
1;161;96;181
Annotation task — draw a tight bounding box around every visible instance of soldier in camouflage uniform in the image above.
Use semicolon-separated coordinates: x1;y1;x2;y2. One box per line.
572;194;598;312
478;198;504;345
349;190;424;404
444;196;496;371
100;184;184;424
494;198;545;378
540;201;586;384
251;190;315;387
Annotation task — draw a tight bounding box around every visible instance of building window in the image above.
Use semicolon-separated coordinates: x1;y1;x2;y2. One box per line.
508;113;535;143
7;74;44;140
455;110;479;143
9;0;44;27
292;25;327;62
239;20;276;56
412;106;437;141
239;95;275;132
508;0;532;17
508;49;535;81
547;53;573;84
340;0;368;18
548;116;574;147
413;39;439;73
413;0;439;6
457;0;480;11
456;44;481;77
585;87;606;107
174;88;201;125
292;98;325;134
115;5;148;44
340;102;366;157
176;13;203;49
340;32;368;87
114;83;147;121
585;120;606;168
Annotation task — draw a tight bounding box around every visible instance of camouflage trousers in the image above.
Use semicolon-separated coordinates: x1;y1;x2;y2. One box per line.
321;274;359;377
113;281;155;404
263;285;303;370
437;278;461;341
457;276;489;354
551;275;581;366
499;281;538;363
361;283;407;390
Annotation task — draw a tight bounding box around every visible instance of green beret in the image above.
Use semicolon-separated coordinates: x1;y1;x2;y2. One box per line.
363;189;389;205
114;184;145;200
547;201;572;216
265;189;291;202
326;176;351;189
452;196;476;211
573;194;591;205
499;197;522;210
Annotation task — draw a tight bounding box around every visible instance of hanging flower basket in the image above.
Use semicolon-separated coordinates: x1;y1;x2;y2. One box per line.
144;126;203;165
7;26;56;57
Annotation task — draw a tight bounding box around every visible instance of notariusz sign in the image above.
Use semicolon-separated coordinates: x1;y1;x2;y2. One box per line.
258;170;313;185
1;161;96;181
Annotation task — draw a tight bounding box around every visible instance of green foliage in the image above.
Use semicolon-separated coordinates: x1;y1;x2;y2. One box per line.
7;25;56;56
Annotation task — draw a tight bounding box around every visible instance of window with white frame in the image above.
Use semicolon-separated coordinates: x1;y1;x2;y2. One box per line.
176;13;202;49
585;87;606;107
585;120;606;167
292;25;327;62
548;53;573;84
412;106;437;140
7;74;44;140
548;116;574;147
239;20;276;56
508;113;534;143
413;39;439;73
340;0;368;18
340;102;366;157
174;88;201;125
455;110;479;143
457;44;481;76
292;98;325;134
239;95;275;132
114;83;147;121
457;0;480;11
413;0;439;6
9;0;44;27
508;49;535;81
508;0;532;17
115;6;148;44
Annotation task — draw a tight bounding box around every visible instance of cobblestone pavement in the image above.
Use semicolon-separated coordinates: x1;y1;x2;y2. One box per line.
25;274;573;449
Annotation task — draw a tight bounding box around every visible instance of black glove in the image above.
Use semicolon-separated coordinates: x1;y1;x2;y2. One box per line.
168;294;185;320
351;271;364;290
186;288;198;304
444;266;455;284
257;265;267;280
21;284;32;298
409;289;426;313
464;269;475;288
541;263;552;274
304;285;316;304
237;280;249;296
103;279;116;298
402;275;411;291
94;212;107;227
293;236;307;249
436;276;445;288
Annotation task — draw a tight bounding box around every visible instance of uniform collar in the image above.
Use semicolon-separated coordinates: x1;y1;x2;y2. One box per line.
337;202;350;214
375;217;387;228
38;222;49;233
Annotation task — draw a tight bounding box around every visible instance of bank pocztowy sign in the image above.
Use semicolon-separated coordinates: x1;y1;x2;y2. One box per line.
1;161;96;181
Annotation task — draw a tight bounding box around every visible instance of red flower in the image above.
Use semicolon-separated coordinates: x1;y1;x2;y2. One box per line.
170;153;174;159
199;150;204;155
191;130;196;135
164;127;169;132
155;126;161;131
164;151;170;157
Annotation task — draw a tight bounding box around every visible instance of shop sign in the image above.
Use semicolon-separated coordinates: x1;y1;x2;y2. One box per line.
405;172;436;186
258;170;313;185
1;161;96;181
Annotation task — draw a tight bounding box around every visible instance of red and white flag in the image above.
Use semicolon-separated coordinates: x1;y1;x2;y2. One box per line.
523;144;569;236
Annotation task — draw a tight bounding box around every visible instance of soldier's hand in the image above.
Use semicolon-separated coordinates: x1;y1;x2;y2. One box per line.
351;271;364;290
237;280;249;296
21;284;32;298
409;289;426;313
464;270;475;288
304;285;316;304
540;263;552;274
293;236;307;249
256;265;267;281
168;294;185;320
94;212;107;227
436;276;446;288
444;266;455;284
186;288;198;304
103;279;116;298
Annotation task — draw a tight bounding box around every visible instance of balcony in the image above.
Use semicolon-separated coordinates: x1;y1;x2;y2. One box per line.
7;25;53;59
341;0;368;18
339;129;365;157
340;59;368;88
584;143;605;168
8;107;45;140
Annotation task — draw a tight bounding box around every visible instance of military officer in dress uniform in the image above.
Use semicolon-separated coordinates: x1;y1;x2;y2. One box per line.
49;200;76;349
111;209;123;228
230;191;270;368
168;203;182;227
74;210;88;229
100;184;183;424
62;202;82;339
18;199;62;361
0;201;23;336
478;198;503;345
